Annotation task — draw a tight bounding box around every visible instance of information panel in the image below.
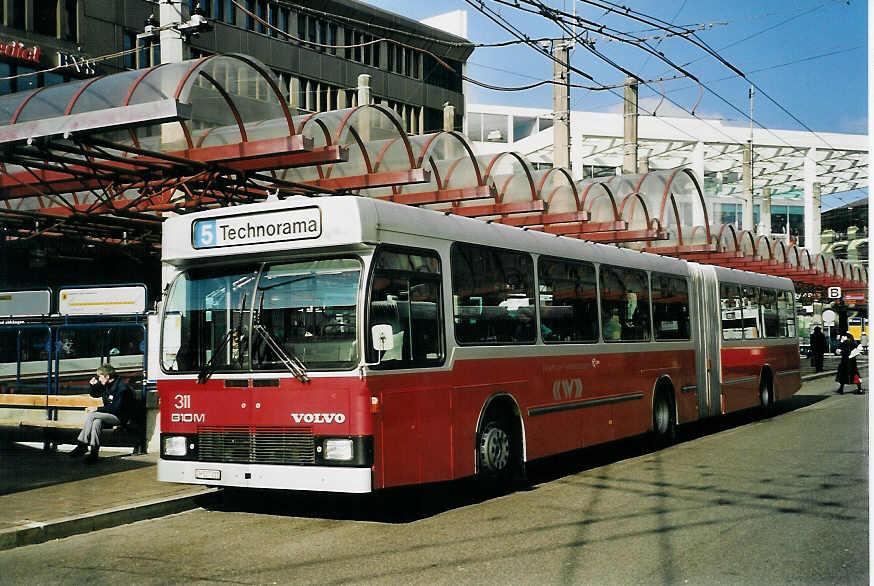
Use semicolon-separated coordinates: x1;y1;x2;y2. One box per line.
0;289;51;316
192;207;322;249
59;285;147;316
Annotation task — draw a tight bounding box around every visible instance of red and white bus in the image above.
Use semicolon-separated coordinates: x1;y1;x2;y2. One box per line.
156;196;800;492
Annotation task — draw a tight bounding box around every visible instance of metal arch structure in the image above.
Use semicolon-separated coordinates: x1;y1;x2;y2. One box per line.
494;109;869;199
0;54;865;292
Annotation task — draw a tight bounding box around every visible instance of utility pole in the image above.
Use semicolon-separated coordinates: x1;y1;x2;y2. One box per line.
622;77;638;175
742;141;754;231
552;40;571;171
159;0;186;64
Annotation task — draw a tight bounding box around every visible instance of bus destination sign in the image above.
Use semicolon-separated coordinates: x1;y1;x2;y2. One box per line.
192;207;322;249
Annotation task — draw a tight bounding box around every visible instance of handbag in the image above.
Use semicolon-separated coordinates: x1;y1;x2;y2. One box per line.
853;374;861;385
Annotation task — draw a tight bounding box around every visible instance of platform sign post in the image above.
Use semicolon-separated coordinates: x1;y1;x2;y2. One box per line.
822;309;836;348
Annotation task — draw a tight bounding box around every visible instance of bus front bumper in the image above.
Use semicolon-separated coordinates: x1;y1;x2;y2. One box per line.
157;459;372;493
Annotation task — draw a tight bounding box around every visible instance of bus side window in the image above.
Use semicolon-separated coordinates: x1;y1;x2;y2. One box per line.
743;287;761;339
759;288;779;338
652;274;690;340
451;243;535;345
538;257;597;343
599;265;651;342
720;283;742;340
368;248;444;367
778;290;796;338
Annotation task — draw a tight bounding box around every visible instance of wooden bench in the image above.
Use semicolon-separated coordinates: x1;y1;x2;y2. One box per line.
0;390;147;454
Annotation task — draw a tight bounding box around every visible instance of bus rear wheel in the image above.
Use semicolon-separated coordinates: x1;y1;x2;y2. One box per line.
760;377;776;416
652;391;676;447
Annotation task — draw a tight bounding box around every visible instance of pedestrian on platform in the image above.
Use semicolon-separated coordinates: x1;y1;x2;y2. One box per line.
810;326;827;372
68;364;134;463
835;333;864;395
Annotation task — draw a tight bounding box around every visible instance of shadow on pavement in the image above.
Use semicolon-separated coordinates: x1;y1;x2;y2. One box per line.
0;441;151;496
206;392;834;524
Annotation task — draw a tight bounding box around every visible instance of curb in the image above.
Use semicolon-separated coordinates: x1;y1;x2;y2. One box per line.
0;488;217;551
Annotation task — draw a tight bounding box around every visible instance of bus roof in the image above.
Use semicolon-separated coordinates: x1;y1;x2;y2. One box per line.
161;196;793;290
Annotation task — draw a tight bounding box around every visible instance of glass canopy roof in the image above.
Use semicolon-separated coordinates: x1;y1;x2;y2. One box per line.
0;54;864;290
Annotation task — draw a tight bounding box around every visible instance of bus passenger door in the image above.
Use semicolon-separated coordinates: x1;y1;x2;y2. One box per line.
691;264;722;418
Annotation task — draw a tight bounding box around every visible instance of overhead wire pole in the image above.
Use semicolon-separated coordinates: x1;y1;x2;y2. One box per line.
622;77;638;175
742;84;754;232
552;39;571;171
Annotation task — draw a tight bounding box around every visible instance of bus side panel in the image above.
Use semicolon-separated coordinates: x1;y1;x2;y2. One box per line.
672;350;700;423
772;344;802;400
370;375;453;489
720;346;762;413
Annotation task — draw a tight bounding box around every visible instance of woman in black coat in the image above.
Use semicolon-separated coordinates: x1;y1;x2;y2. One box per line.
835;333;863;395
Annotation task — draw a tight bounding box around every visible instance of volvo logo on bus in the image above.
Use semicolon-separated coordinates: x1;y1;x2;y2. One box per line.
291;413;346;424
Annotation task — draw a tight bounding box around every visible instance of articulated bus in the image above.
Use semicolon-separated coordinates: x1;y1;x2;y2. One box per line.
156;196;800;493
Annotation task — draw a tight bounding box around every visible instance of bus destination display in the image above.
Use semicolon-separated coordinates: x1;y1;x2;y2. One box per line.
192;207;322;249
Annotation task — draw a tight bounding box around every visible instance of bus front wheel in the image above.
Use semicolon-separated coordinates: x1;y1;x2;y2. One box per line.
477;413;522;490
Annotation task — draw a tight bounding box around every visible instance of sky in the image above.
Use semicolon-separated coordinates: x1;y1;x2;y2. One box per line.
365;0;868;209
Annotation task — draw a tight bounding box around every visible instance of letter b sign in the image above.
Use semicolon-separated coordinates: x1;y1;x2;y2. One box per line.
827;286;841;299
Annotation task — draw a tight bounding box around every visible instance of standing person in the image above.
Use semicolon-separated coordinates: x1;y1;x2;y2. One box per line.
810;326;827;372
835;333;864;395
68;364;133;463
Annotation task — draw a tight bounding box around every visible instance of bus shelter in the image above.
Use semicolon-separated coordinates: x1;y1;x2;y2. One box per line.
0;54;865;293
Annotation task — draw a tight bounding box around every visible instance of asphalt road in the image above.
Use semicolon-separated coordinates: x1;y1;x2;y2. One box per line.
0;374;867;585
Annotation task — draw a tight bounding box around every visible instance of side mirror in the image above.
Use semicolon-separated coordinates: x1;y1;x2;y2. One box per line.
371;324;394;352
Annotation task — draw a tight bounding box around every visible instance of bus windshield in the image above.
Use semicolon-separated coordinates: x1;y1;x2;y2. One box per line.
161;258;360;374
252;259;360;371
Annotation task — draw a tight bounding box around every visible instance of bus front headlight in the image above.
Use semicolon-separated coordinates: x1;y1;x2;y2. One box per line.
163;435;188;457
324;438;354;461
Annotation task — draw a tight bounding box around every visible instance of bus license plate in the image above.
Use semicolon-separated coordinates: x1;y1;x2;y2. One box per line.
195;469;221;481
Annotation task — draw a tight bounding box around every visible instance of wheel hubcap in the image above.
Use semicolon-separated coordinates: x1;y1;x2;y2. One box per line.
480;426;510;473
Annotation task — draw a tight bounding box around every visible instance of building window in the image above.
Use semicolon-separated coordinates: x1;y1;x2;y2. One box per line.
513;116;537;141
11;0;25;29
245;0;254;30
718;203;760;231
257;0;266;34
327;23;336;55
63;0;77;41
279;7;288;34
422;53;461;92
123;30;137;69
34;0;57;36
268;2;277;36
0;63;11;94
469;113;508;143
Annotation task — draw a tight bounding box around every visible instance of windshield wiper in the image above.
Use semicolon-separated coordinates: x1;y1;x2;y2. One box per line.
253;323;310;383
198;293;247;384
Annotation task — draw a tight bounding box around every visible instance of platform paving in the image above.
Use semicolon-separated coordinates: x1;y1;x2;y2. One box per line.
0;355;864;551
